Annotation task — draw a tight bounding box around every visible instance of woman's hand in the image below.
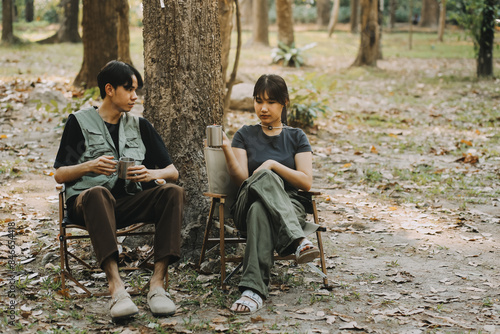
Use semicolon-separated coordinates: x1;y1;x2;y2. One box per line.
254;160;276;173
222;131;231;149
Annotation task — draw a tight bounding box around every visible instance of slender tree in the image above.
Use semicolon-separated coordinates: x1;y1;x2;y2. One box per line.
409;0;413;49
74;0;133;87
419;0;440;27
74;0;118;87
239;0;252;26
276;0;294;47
25;0;34;22
219;0;234;84
477;0;495;77
328;0;340;37
389;0;397;30
378;0;383;59
438;0;446;41
250;0;269;46
351;0;359;33
2;0;19;44
316;0;331;28
142;0;224;257
117;0;132;64
39;0;81;44
352;0;379;66
224;0;242;112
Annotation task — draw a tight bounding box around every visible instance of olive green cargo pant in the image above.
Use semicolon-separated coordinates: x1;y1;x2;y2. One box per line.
232;169;316;298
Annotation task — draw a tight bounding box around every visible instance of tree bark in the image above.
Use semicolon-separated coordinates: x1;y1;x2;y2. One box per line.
316;0;331;28
328;0;340;37
219;0;234;85
38;0;81;44
143;0;224;258
352;0;379;66
477;0;495;77
74;0;118;88
276;0;294;47
389;0;397;30
2;0;18;43
419;0;439;28
438;0;446;42
25;0;34;22
251;0;269;46
350;0;359;33
117;0;132;65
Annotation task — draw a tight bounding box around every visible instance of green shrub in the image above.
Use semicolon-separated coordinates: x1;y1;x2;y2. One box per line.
271;41;316;68
287;73;335;129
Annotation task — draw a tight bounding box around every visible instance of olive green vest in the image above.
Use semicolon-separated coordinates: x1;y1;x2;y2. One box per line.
65;107;146;199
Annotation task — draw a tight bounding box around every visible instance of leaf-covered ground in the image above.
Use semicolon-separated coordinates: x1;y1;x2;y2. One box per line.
1;27;499;333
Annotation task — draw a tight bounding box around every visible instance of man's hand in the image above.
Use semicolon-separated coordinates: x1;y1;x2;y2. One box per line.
127;165;155;183
89;155;117;176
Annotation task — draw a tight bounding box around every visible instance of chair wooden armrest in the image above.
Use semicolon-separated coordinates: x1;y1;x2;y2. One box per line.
203;192;228;199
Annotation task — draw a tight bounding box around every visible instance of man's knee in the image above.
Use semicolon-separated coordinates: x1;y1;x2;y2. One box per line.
81;186;115;204
158;184;185;202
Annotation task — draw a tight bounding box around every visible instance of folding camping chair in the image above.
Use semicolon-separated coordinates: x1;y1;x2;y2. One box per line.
56;184;166;297
198;147;329;290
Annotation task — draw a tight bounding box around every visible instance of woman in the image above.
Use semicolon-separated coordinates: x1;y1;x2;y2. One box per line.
221;74;320;314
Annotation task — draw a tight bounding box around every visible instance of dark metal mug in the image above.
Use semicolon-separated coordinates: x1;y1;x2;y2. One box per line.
118;157;135;179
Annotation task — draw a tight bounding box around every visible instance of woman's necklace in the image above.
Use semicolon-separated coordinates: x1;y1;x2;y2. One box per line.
260;123;283;130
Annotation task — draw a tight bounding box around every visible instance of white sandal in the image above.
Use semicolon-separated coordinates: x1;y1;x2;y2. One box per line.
231;290;264;314
295;238;320;264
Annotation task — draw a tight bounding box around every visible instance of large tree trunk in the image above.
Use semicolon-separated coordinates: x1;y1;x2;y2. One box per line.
350;0;359;33
327;0;340;37
437;0;446;42
251;0;269;46
74;0;118;88
117;0;132;64
316;0;331;28
2;0;18;43
219;0;234;85
39;0;81;44
389;0;397;30
276;0;294;47
352;0;379;66
477;0;495;77
25;0;34;22
143;0;224;258
419;0;439;28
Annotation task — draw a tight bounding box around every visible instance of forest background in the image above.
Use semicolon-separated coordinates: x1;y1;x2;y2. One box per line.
1;0;500;333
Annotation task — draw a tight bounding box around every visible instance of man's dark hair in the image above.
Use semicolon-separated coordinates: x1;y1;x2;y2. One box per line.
253;74;289;125
97;60;144;99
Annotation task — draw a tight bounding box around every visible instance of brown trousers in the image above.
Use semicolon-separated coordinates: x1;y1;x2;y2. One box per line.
72;184;184;267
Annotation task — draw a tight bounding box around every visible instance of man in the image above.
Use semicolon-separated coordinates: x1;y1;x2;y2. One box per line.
54;60;184;321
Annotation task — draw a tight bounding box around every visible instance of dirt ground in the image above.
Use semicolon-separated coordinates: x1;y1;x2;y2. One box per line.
1;52;500;334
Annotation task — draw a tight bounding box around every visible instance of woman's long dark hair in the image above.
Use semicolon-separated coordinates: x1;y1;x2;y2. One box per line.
253;74;289;125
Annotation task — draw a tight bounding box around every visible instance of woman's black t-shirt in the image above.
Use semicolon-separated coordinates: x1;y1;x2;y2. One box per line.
231;124;312;189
